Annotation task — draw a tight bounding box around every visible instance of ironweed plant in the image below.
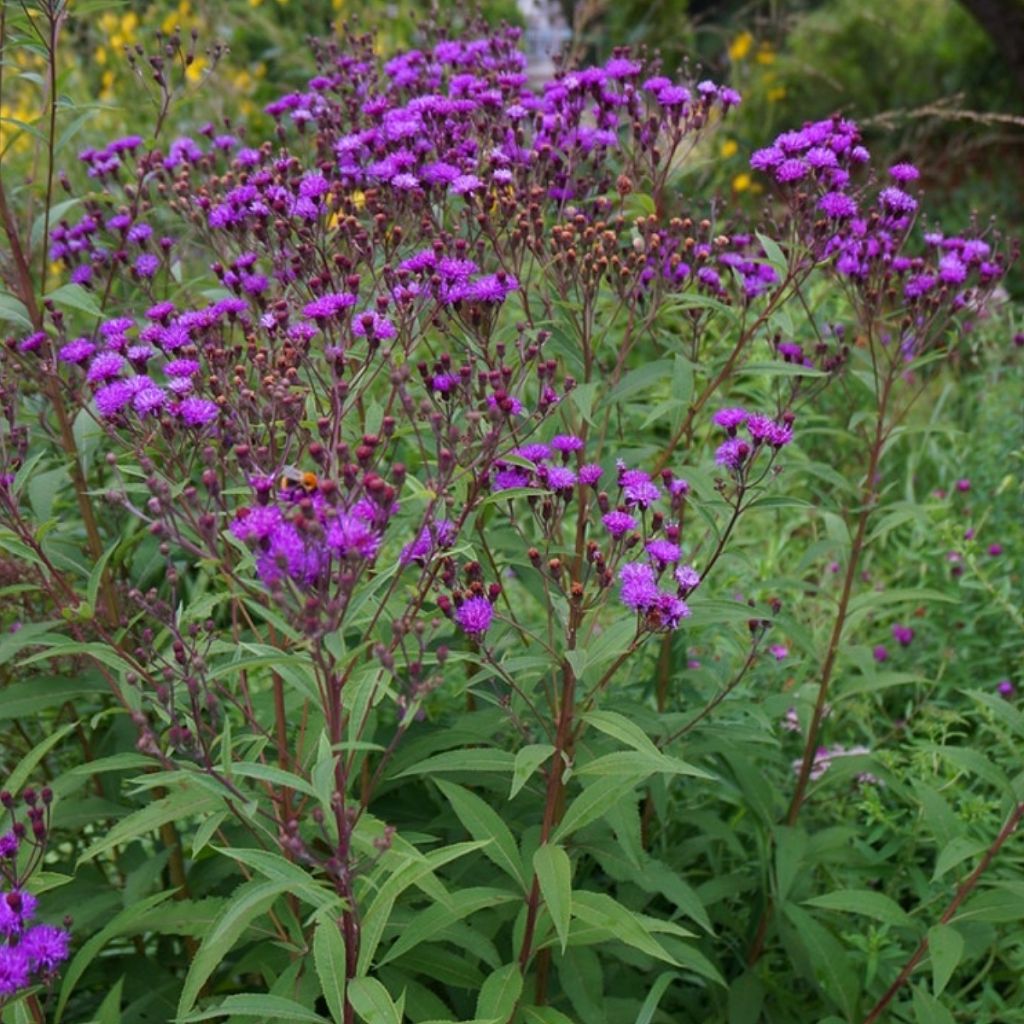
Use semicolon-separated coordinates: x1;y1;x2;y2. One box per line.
0;4;1020;1022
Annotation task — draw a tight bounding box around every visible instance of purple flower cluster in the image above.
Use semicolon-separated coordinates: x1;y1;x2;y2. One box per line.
490;435;600;495
230;470;406;589
711;407;794;471
796;744;878;785
0;828;70;999
751;116;1004;309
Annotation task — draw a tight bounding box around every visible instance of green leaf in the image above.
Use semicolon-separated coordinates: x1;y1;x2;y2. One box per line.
511;744;554;799
520;1008;576;1024
727;972;765;1024
396;748;515;777
436;780;526;890
781;904;859;1019
756;231;788;277
45;283;103;318
80;786;220;863
635;971;680;1024
0;291;32;329
95;977;124;1024
533;843;572;953
774;825;807;904
582;709;660;756
928;924;964;997
576;750;713;780
804;889;913;927
932;836;988;881
379;887;516;966
911;984;956;1024
476;963;523;1022
347;977;401;1024
177;879;290;1018
212;846;338;908
0;675;107;720
313;915;347;1024
6;722;76;795
56;890;177;1021
177;994;330;1022
570;891;685;970
553;774;648;843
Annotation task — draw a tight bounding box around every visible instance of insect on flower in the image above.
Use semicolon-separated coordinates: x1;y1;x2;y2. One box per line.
278;466;320;497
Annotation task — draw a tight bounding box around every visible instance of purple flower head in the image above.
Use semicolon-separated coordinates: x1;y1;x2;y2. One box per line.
891;623;914;647
21;924;70;971
674;564;700;593
619;562;659;611
134;253;160;278
712;407;749;434
550;434;584;453
176;397;219;427
0;890;37;936
879;186;917;215
327;513;381;561
543;466;577;491
715;438;750;470
653;591;691;629
0;946;30;996
18;331;47;353
0;833;17;859
353;312;397;340
775;159;809;183
603;510;637;538
450;174;483;195
59;338;96;364
618;468;659;507
997;680;1015;699
646;538;681;566
133;387;167;416
94;380;136;418
579;464;603;486
493;467;531;492
888;163;920;183
873;644;889;663
86;352;125;383
769;644;789;661
455;595;493;636
818;192;858;219
988;543;1003;557
302;292;358;321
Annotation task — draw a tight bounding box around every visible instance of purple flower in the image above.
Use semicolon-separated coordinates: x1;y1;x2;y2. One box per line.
674;565;700;592
997;680;1015;699
450;174;483;195
543;466;577;491
164;358;200;378
955;478;971;492
888;163;920;182
712;407;749;433
620;469;660;509
0;833;17;859
873;645;889;663
58;338;96;364
602;510;637;537
775;159;809;183
0;946;30;996
455;595;493;636
21;923;70;970
86;352;125;382
988;543;1003;557
715;438;749;470
879;186;917;215
646;538;680;566
0;890;37;936
135;253;160;278
353;312;397;340
818;192;858;219
550;434;584;453
327;513;381;560
891;623;914;647
94;380;136;417
769;644;789;661
176;397;219;426
654;591;690;629
578;464;603;486
619;562;659;611
302;292;358;321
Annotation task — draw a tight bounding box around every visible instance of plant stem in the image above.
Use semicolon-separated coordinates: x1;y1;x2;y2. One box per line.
861;801;1024;1024
747;367;895;965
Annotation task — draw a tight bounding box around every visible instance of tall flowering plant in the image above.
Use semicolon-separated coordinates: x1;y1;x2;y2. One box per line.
0;7;1015;1023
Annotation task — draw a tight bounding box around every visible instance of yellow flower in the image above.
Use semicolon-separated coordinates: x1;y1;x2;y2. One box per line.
95;45;107;65
249;0;263;6
767;86;787;103
728;32;753;63
332;0;345;8
185;55;207;84
755;44;775;66
732;173;752;193
351;190;366;210
720;139;738;159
